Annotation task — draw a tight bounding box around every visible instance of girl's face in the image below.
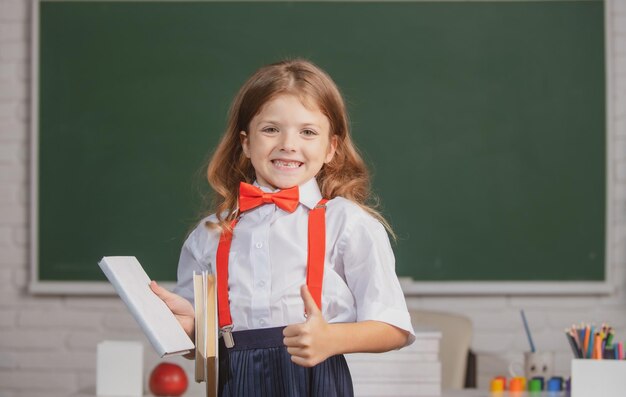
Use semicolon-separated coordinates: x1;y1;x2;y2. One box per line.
241;94;337;190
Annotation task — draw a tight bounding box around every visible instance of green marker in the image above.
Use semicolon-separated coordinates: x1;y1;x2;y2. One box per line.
529;378;543;392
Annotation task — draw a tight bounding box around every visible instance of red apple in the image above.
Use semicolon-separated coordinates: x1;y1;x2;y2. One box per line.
149;362;188;396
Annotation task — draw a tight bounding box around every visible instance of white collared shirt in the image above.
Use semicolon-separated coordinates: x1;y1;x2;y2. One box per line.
174;178;415;344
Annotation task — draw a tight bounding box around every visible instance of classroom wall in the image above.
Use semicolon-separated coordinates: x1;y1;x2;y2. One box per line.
0;0;624;395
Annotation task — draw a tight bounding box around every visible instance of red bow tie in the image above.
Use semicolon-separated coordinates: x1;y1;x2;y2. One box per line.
238;182;299;213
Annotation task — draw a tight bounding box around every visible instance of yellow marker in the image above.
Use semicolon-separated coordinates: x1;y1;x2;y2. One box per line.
490;377;505;392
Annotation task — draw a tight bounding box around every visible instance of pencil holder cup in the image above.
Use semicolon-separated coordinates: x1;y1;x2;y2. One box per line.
571;359;626;397
508;351;554;380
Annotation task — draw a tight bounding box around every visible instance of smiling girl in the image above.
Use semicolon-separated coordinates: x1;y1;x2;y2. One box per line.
151;59;415;397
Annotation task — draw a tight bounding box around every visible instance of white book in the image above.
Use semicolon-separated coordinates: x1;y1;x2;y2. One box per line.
405;327;442;353
347;360;441;382
346;351;439;363
406;338;440;352
98;256;195;358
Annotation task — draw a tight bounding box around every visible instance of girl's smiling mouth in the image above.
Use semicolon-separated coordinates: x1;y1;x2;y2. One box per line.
272;160;303;169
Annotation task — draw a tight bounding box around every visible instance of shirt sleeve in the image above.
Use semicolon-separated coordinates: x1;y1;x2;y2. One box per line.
339;212;416;346
173;218;215;304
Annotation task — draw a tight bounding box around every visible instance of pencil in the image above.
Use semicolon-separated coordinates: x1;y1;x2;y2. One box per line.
520;310;536;352
594;332;602;360
587;325;596;359
565;330;582;358
583;325;591;359
578;324;586;350
571;325;581;347
606;329;614;348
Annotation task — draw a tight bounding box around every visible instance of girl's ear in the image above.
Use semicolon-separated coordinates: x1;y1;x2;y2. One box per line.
240;131;251;158
325;135;338;164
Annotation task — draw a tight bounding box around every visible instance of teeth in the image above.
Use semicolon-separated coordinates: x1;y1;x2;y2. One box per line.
273;160;301;168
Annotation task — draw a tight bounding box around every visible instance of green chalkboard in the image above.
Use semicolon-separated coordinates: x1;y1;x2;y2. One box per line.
36;1;605;286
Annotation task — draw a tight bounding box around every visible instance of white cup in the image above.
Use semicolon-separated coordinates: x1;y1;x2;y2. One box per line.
509;351;554;379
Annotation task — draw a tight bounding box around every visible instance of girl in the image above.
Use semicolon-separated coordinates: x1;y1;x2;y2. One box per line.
151;59;415;396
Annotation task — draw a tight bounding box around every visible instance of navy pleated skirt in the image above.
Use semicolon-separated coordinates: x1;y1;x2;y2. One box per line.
218;327;354;397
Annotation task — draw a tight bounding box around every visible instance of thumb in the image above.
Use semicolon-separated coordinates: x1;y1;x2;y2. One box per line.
301;284;321;318
150;280;172;301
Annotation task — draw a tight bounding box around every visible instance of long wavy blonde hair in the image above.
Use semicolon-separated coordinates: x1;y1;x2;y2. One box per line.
204;59;394;238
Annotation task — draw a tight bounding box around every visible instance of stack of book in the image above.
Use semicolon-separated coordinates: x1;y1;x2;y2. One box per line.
345;327;441;396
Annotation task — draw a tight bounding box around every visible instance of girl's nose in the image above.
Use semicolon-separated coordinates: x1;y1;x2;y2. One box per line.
279;131;297;152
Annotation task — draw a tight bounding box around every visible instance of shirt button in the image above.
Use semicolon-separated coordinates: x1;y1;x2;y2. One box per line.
259;319;266;326
258;280;265;288
255;242;263;249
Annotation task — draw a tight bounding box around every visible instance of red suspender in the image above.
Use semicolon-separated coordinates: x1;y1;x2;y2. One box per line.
216;218;238;329
216;199;328;330
307;198;328;311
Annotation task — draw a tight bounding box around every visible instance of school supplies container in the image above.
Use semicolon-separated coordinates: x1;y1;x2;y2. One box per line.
566;323;626;397
571;359;626;397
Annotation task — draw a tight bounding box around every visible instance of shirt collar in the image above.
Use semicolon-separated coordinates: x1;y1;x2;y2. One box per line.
252;178;323;210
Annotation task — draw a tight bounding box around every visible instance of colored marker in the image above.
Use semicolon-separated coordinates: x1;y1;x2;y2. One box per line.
531;376;544;391
547;377;563;392
495;375;507;389
490;377;505;392
509;377;526;392
528;378;542;392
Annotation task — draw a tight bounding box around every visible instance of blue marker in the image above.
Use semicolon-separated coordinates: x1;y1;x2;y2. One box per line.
547;377;563;392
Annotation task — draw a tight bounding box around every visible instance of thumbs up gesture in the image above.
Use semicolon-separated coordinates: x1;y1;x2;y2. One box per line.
283;285;335;367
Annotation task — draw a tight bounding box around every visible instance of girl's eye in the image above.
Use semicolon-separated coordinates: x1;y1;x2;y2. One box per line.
301;129;317;137
262;127;278;134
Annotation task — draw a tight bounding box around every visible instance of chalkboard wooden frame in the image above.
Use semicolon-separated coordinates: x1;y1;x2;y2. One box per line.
29;0;614;295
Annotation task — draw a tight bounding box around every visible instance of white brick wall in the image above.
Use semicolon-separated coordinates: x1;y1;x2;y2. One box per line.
0;0;624;395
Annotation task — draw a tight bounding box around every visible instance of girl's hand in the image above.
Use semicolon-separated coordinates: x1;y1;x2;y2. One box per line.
150;280;195;339
283;285;335;367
